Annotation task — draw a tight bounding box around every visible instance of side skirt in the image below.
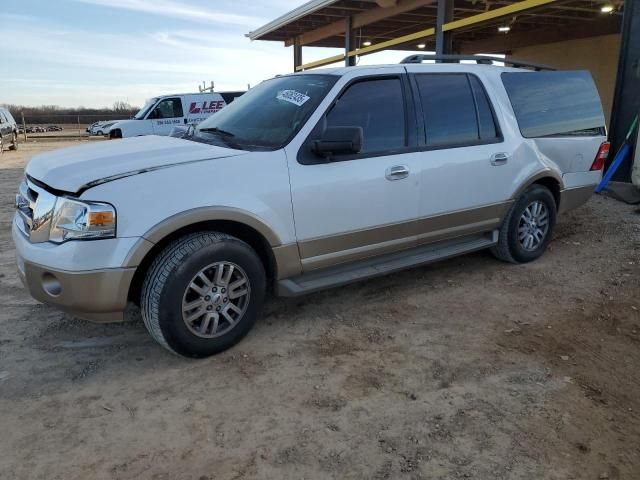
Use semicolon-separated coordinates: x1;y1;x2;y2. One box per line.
276;230;498;297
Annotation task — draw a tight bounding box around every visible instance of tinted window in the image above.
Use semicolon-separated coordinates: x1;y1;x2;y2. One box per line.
415;74;478;147
152;98;183;119
470;76;498;140
326;78;405;153
502;71;605;137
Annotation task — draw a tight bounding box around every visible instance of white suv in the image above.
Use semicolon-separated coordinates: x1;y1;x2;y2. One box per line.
13;58;608;357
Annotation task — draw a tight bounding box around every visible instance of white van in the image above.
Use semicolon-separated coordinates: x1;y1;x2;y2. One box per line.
109;92;244;139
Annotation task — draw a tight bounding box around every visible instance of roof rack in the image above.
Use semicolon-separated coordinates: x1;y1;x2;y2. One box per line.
399;54;555;71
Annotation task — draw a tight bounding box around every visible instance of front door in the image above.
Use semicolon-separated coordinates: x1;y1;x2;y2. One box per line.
149;97;185;135
286;74;422;271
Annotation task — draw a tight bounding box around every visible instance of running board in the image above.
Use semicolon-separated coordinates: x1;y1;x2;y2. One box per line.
276;231;498;297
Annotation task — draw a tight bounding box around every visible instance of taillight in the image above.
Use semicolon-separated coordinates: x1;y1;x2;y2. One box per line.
590;141;610;171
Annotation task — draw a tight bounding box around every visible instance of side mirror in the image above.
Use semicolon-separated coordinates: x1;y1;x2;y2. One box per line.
313;126;363;158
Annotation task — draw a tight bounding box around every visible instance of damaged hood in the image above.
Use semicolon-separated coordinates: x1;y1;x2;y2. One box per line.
26;135;246;193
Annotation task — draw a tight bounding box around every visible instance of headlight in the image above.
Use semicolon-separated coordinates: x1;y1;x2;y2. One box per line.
49;198;116;243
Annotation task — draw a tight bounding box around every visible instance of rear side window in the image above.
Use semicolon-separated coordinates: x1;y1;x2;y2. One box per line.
326;78;406;154
501;71;605;138
414;74;500;147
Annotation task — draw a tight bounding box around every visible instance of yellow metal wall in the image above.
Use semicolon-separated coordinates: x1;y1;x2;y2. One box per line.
510;34;621;125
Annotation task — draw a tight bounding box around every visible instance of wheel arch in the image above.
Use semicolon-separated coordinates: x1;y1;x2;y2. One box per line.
513;171;562;209
125;208;301;305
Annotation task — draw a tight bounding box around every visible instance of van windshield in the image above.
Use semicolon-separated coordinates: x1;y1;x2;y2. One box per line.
192;74;337;150
134;98;159;120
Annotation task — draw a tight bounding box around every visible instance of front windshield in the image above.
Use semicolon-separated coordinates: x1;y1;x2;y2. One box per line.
193;74;337;150
134;98;159;119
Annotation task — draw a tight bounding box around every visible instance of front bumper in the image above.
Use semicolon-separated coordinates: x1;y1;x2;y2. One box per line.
17;259;135;322
13;219;137;322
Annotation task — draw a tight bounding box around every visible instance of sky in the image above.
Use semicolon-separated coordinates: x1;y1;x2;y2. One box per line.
1;0;425;109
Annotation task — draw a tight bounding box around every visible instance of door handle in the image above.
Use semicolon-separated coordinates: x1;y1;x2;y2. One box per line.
490;153;509;166
385;165;409;181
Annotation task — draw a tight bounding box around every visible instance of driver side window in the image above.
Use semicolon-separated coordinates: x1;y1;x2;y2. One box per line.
150;98;183;119
325;77;406;154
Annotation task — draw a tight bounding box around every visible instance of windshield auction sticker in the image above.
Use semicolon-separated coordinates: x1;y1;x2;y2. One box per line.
277;90;310;106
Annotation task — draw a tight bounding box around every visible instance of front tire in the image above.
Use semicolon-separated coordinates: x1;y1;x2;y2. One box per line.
491;184;557;264
9;133;18;150
141;232;266;358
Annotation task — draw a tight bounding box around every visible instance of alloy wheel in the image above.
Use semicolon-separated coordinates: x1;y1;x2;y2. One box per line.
181;261;251;338
518;200;549;251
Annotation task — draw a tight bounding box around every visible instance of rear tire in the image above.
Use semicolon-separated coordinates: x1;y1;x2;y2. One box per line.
491;184;557;264
141;232;266;358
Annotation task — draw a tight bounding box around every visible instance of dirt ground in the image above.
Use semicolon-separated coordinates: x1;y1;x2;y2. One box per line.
1;141;639;480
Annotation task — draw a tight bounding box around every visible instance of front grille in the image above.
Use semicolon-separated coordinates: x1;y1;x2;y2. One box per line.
14;179;57;243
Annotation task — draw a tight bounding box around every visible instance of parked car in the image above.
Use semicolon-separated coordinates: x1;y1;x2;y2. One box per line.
47;125;63;131
87;121;105;134
108;91;244;139
13;60;608;357
0;107;18;151
93;122;118;136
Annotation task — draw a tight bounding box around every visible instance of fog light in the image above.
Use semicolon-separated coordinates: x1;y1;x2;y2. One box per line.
42;273;62;297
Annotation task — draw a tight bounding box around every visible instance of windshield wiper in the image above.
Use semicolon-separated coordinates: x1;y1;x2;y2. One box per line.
199;127;235;137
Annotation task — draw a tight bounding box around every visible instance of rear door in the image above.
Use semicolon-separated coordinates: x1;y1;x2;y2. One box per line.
287;72;423;271
405;68;523;243
149;97;185;135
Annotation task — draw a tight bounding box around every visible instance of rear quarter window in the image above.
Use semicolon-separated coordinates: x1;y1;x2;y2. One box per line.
501;71;605;138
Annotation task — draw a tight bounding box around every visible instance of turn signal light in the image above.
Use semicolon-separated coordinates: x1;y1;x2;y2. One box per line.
590;141;610;171
88;211;114;226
